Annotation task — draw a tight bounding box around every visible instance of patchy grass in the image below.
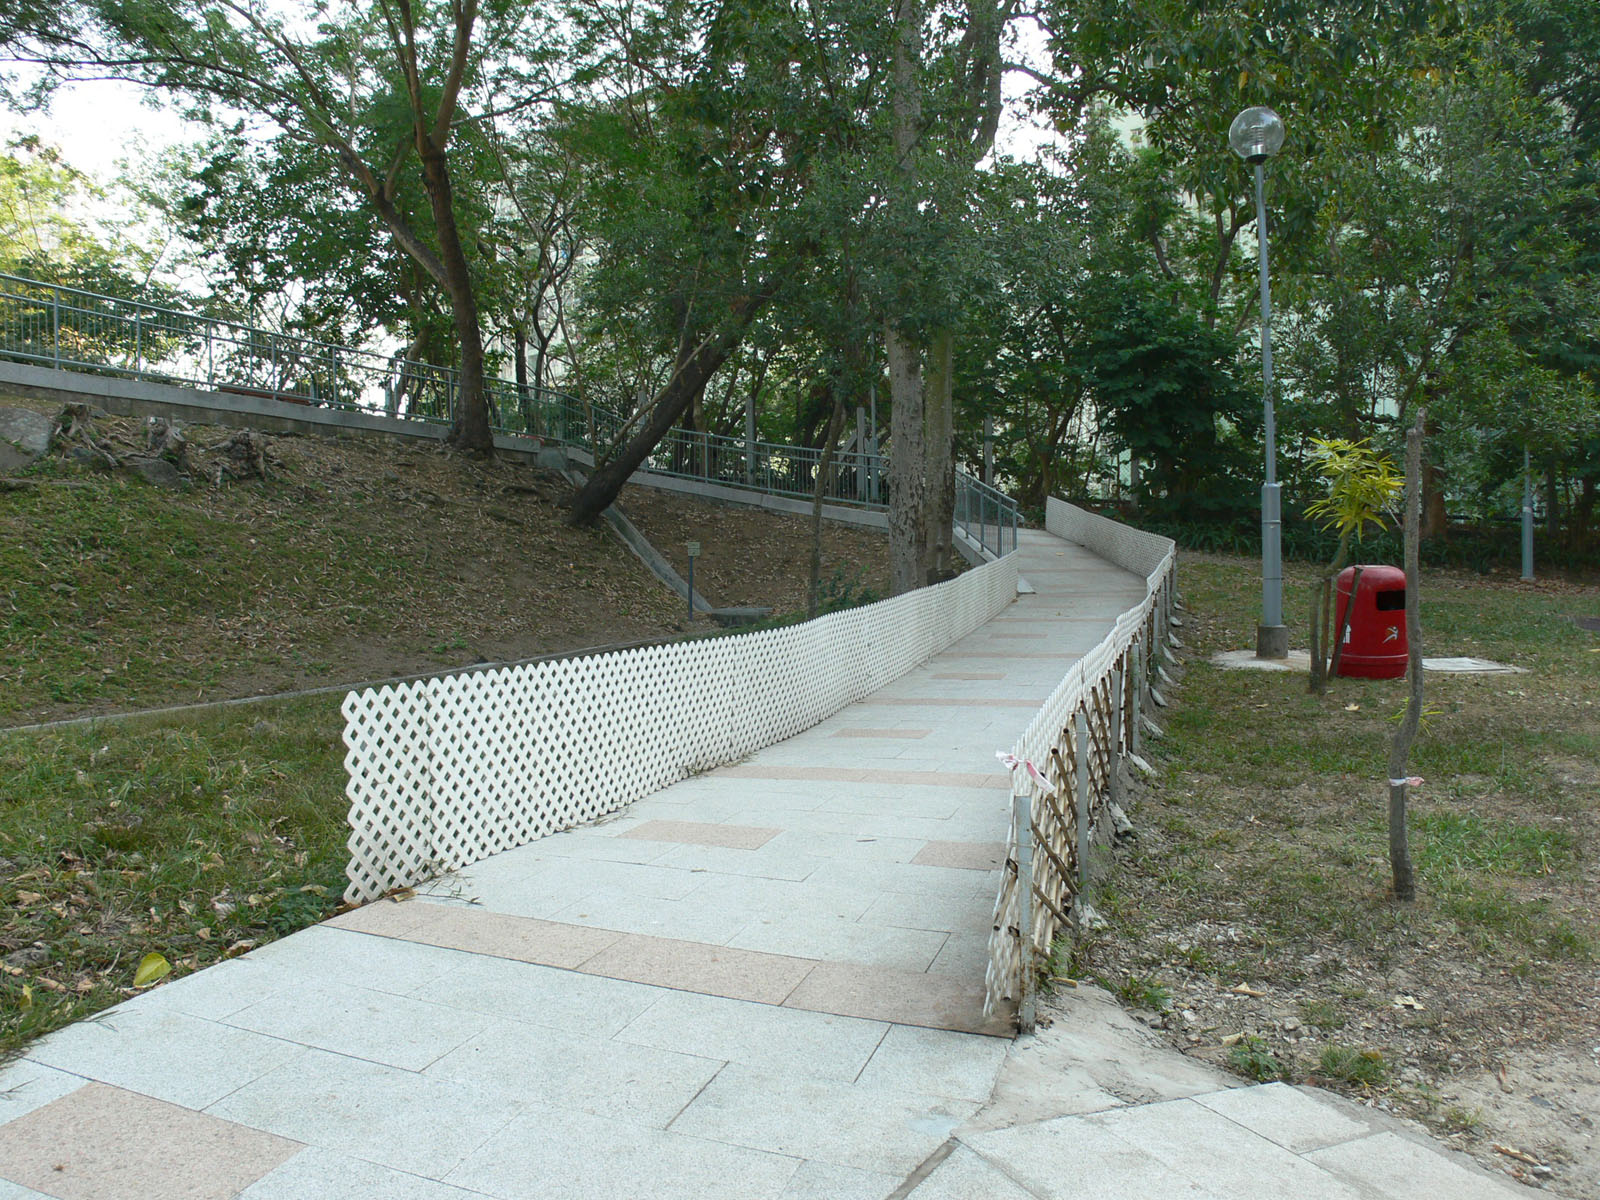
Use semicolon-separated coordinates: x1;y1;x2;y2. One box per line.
0;696;347;1058
1080;550;1598;1180
0;401;887;727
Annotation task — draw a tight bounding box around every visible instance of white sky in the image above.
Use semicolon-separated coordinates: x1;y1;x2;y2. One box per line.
0;76;202;183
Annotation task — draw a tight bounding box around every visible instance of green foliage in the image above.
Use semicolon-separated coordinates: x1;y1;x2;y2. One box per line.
814;566;881;615
1304;438;1402;543
1317;1044;1388;1087
1228;1035;1287;1082
1109;972;1172;1012
1080;276;1257;513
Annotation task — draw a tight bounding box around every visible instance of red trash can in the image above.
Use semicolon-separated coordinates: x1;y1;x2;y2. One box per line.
1333;565;1408;679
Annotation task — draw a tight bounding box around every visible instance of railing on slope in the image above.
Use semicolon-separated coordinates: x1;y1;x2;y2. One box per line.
983;499;1179;1022
0;271;1019;549
343;552;1021;903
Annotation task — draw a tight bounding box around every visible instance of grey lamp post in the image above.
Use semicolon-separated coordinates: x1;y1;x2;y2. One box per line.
1230;106;1289;659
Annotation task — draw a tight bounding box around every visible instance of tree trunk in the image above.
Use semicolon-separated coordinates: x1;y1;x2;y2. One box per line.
922;328;955;583
809;395;848;617
1420;416;1445;538
566;292;771;525
884;0;928;597
886;324;927;594
1386;407;1425;903
1308;536;1351;695
418;140;494;454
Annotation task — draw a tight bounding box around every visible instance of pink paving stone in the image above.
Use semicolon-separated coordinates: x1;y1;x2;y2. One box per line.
861;697;1044;708
0;1083;300;1200
322;898;429;938
713;765;1008;790
384;902;625;969
577;933;818;1005
783;962;1012;1037
912;841;1007;871
619;819;780;850
831;728;932;739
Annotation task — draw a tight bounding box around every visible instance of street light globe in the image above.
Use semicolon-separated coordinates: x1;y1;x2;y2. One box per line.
1229;107;1286;164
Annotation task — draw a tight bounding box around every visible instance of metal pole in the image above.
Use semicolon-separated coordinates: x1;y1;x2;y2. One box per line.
51;286;60;368
857;407;868;501
1013;792;1035;1033
1109;666;1124;812
1129;642;1144;758
745;393;756;486
1254;161;1286;658
1074;710;1091;888
1521;446;1535;581
983;414;993;486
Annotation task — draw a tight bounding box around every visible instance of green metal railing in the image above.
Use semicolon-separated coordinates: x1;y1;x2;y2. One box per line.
0;270;1018;553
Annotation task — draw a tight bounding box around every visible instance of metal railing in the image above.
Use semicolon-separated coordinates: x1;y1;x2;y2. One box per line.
0;270;1018;549
956;471;1021;558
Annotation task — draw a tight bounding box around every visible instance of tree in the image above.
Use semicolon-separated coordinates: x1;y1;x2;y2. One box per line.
8;0;564;452
878;0;1011;592
1281;38;1598;537
1302;438;1402;693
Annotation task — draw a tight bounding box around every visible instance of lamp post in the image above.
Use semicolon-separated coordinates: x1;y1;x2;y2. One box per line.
1230;106;1288;659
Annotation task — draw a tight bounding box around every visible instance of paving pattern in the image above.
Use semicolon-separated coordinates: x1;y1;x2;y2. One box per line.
0;531;1530;1199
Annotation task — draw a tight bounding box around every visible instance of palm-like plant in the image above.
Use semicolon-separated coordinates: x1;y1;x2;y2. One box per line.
1305;438;1403;693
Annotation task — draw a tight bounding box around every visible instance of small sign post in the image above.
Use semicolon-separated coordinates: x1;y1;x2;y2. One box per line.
685;541;701;620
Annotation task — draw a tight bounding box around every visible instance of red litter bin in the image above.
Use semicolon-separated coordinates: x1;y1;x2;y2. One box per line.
1333;565;1408;679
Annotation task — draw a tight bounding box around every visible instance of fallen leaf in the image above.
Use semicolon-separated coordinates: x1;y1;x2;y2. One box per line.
1493;1145;1543;1167
1393;994;1424;1010
223;939;257;958
132;952;171;988
1230;983;1267;997
15;890;43;906
1221;1032;1245;1046
18;984;31;1011
1344;703;1360;712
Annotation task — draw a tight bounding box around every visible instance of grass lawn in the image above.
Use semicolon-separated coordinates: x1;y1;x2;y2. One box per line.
0;696;348;1058
1069;550;1598;1181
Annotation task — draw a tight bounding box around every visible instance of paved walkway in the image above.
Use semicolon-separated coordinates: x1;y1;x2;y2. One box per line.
0;532;1527;1199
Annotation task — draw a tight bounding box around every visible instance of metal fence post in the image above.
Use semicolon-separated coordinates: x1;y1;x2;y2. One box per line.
133;310;142;375
1129;640;1144;758
51;286;60;368
1013;791;1036;1033
1109;666;1124;810
1074;709;1091;888
206;320;214;387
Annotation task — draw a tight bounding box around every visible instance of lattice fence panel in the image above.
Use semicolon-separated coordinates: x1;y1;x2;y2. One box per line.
984;505;1178;1016
345;554;1019;903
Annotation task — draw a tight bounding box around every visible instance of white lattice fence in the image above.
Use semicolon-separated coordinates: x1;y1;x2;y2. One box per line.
344;554;1019;902
984;502;1177;1017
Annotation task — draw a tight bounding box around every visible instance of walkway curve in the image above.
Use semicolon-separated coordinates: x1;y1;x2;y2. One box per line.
0;529;1527;1200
